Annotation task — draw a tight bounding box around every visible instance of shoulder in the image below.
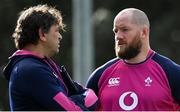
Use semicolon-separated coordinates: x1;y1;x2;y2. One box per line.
17;57;46;67
152;52;180;104
11;57;53;81
10;57;60;93
17;57;49;72
152;52;180;73
86;57;120;95
151;52;180;83
92;57;120;76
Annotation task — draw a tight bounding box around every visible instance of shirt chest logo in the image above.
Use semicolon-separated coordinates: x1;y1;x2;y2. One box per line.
108;77;120;87
144;76;152;86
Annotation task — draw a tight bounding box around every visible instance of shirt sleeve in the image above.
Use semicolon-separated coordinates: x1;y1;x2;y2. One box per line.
86;57;120;96
161;62;180;104
86;67;104;96
152;53;180;105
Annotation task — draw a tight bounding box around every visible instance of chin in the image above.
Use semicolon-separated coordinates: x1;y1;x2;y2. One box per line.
115;50;126;58
116;49;123;55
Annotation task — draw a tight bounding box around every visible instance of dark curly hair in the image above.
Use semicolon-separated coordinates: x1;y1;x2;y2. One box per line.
12;4;65;49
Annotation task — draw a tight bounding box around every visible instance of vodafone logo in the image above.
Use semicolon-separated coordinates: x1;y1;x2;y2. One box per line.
119;91;138;110
108;77;120;87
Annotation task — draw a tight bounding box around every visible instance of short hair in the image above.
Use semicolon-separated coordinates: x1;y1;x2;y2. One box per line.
12;4;65;49
118;8;150;28
130;8;150;28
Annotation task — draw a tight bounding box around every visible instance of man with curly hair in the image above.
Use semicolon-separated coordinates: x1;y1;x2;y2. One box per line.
3;4;98;111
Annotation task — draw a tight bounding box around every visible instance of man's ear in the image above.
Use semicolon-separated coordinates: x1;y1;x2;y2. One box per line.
39;28;47;42
141;25;149;39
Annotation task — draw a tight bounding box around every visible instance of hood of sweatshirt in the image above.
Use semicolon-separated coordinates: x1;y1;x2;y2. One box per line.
3;50;43;81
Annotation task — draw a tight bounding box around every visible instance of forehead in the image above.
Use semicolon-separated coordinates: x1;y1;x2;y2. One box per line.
50;24;59;29
113;12;135;27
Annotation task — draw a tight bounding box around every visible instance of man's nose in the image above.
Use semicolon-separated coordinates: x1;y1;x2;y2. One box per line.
115;33;123;40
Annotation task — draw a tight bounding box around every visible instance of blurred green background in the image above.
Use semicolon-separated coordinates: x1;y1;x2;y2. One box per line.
0;0;180;110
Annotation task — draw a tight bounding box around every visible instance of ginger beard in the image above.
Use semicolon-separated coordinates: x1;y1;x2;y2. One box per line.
115;32;142;60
